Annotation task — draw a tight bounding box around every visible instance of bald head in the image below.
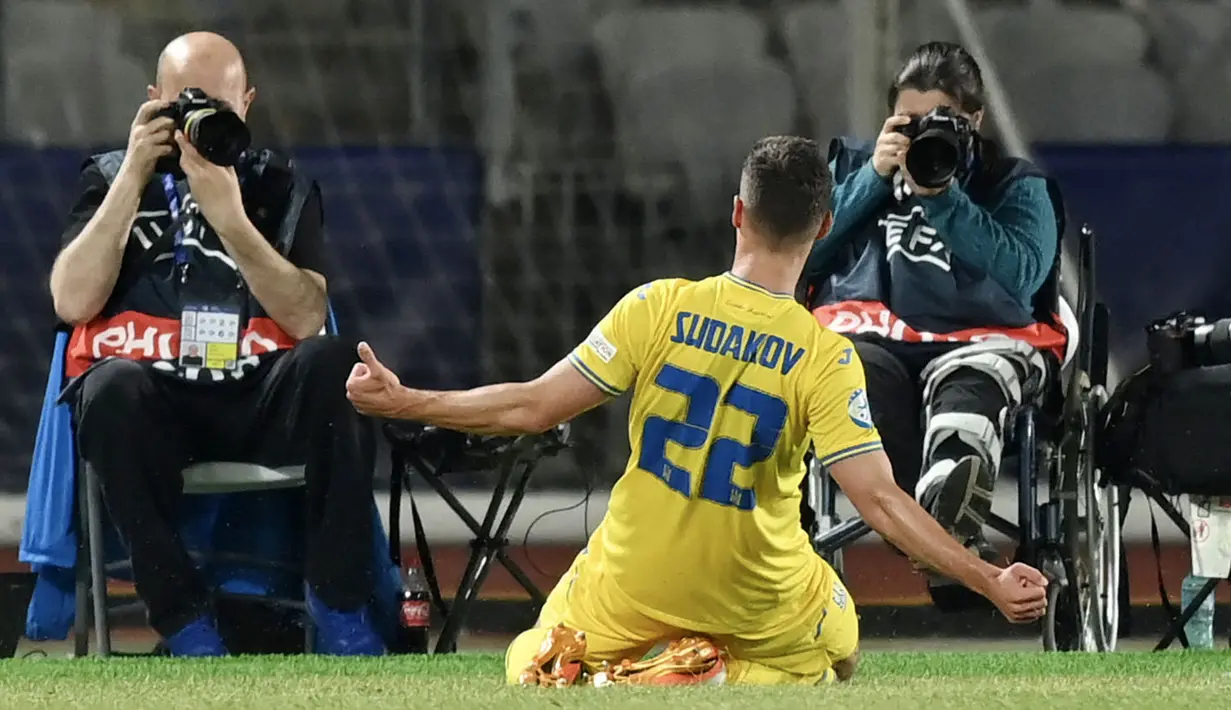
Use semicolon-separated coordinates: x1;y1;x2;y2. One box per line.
149;32;253;119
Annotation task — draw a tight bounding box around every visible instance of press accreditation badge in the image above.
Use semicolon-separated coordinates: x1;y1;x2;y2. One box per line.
179;304;241;371
1190;496;1231;579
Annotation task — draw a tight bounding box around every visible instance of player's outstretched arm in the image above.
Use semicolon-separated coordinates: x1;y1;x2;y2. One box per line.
345;342;610;435
828;449;1049;624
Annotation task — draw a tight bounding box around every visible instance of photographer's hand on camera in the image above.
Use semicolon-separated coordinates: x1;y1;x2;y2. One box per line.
121;100;175;179
49;100;177;325
174;130;247;239
172;129;329;340
873;115;913;179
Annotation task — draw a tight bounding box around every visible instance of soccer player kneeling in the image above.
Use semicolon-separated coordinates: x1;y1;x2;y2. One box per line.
345;136;1049;687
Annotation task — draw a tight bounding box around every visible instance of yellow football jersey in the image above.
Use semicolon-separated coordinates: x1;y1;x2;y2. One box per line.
567;273;883;634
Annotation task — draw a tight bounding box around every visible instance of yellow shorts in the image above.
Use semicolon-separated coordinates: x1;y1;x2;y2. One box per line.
505;549;858;686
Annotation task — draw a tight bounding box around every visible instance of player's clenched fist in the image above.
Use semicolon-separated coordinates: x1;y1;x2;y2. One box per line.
122;100;175;177
986;562;1049;624
872;115;914;179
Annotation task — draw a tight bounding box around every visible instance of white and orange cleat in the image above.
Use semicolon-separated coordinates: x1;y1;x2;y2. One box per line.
593;637;727;687
516;624;590;688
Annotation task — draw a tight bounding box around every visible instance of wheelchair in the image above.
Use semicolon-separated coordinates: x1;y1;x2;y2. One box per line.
802;225;1124;652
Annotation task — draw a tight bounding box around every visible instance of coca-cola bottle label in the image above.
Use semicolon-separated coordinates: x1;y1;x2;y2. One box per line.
400;599;430;628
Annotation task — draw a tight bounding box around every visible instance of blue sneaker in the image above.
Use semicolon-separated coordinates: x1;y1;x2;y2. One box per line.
165;616;228;657
306;586;385;656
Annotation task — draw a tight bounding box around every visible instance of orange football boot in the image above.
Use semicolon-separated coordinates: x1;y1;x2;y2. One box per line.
516;624;590;688
593;637;727;687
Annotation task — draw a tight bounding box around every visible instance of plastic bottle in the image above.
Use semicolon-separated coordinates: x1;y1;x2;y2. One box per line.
1180;574;1215;650
396;566;431;654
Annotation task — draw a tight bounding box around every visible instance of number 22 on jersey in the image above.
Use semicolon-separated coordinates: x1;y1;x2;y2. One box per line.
638;363;788;510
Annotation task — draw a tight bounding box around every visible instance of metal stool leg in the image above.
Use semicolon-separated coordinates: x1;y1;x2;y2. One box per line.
1155;578;1222;651
74;474;91;658
479;462;545;604
84;466;111;657
433;457;520;653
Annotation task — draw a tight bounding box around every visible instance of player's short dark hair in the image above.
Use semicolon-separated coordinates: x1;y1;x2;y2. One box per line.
739;136;833;248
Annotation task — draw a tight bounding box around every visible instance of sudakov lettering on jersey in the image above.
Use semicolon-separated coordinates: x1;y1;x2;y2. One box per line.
670;311;807;376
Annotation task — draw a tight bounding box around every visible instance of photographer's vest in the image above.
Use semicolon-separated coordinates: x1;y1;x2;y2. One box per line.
804;137;1067;359
64;149;314;380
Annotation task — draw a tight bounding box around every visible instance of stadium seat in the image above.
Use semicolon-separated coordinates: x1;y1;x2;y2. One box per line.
979;5;1150;69
778;1;851;145
4;51;101;147
100;55;152;142
898;0;963;54
2;1;140;145
593;6;769;104
1004;64;1173;143
1142;0;1231;79
613;59;797;216
509;0;608;75
1174;50;1231;143
4;0;121;58
805;224;1123;653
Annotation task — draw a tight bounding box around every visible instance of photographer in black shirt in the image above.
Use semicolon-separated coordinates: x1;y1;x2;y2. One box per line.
49;32;381;657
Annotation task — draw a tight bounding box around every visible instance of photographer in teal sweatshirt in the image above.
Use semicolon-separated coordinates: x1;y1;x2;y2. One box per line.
802;42;1065;613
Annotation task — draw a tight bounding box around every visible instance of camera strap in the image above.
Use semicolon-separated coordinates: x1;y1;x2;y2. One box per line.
160;173;194;284
160;173;245;373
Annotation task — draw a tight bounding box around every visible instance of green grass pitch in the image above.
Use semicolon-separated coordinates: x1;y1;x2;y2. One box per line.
1;652;1229;709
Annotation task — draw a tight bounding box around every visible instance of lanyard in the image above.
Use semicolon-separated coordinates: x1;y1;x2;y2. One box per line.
161;173;191;282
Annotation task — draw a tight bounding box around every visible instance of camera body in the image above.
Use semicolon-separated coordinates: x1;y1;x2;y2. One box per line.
1147;312;1231;376
155;87;251;173
895;106;975;189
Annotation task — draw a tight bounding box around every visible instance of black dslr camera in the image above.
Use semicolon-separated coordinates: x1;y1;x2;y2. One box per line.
1147;312;1231;376
156;87;251;172
895;106;976;189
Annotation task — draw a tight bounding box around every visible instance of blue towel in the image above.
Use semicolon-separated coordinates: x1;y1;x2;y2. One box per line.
20;330;76;573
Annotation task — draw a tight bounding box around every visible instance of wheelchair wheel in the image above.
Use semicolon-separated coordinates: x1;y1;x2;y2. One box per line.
1041;545;1080;651
806;456;847;578
1070;474;1121;651
1050;383;1119;652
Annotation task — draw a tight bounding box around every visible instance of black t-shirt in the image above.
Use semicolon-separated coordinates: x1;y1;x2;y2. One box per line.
61;160;329;279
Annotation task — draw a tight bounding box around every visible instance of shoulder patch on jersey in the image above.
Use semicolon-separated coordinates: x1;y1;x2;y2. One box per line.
847;388;873;429
586;327;618;363
635;282;651;300
832;580;849;611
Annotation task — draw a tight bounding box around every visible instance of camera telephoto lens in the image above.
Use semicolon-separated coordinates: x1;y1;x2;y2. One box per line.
183;107;250;167
905;131;960;189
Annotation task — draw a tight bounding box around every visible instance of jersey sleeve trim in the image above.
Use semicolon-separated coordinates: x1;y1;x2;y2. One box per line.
567;353;624;397
818;441;884;468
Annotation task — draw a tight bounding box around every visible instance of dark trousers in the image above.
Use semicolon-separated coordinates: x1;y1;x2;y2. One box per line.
852;337;1007;494
71;336;376;637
